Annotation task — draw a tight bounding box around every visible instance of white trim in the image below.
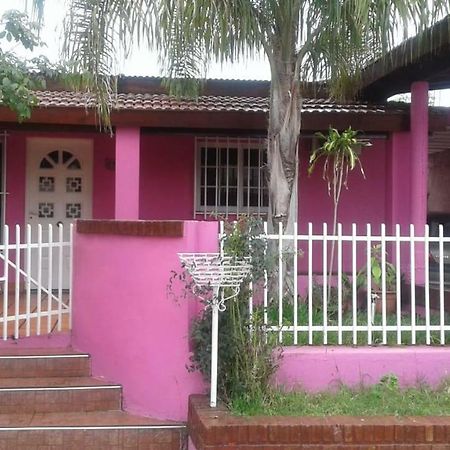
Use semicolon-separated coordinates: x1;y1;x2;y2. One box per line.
0;354;89;359
0;425;186;431
0;385;121;392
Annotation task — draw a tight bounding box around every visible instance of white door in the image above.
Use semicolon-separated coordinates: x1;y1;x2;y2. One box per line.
26;138;93;289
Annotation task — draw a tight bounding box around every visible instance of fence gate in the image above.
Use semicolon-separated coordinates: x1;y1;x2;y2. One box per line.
0;223;73;340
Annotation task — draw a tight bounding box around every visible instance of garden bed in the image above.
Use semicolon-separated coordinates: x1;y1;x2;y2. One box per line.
189;394;450;449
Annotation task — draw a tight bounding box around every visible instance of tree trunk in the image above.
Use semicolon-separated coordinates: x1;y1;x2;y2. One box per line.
267;48;302;301
267;52;302;234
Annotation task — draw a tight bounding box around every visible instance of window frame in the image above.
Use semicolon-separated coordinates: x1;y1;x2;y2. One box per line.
194;137;268;217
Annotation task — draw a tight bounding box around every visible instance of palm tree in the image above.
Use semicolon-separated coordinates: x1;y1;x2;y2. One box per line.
33;0;449;232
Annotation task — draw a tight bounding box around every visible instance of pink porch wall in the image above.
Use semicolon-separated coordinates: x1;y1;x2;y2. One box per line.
276;346;450;392
72;221;218;421
4;131;115;229
139;134;195;220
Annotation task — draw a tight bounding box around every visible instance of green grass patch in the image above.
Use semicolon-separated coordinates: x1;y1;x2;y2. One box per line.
265;302;450;345
230;376;450;416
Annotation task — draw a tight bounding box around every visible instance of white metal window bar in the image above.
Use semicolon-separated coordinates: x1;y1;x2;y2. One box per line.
194;137;268;218
179;252;251;408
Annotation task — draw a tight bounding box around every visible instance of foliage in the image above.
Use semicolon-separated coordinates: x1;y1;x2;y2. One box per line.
308;127;370;293
188;217;281;405
0;9;69;121
357;244;397;291
35;0;450;229
231;374;450;416
308;127;370;196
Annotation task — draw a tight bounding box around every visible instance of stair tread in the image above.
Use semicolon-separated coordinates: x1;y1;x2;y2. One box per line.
0;376;119;389
0;411;182;428
0;347;88;357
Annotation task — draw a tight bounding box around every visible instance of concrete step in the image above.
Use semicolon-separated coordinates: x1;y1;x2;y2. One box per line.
0;376;122;414
0;348;90;378
0;410;185;450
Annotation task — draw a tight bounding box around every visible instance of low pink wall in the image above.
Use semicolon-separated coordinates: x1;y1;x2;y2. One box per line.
276;346;450;391
71;221;217;421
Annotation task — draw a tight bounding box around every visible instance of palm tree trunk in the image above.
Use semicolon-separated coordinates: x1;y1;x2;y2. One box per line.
267;49;302;302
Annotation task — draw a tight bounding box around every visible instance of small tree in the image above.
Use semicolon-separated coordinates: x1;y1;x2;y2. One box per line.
308;127;370;285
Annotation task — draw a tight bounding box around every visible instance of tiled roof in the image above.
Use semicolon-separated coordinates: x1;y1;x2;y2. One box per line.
34;90;406;115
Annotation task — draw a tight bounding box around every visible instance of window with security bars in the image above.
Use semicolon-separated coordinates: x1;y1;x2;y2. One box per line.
196;138;269;217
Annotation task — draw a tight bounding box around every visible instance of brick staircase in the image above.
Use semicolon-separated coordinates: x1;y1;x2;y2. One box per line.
0;348;185;449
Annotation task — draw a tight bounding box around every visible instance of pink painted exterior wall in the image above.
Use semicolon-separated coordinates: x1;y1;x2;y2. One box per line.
139;134;195;220
115;127;140;219
5;130;115;229
72;221;218;420
4;130;417;233
276;346;450;391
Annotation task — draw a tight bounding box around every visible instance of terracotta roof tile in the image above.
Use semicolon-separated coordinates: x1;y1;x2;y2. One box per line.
34;90;405;115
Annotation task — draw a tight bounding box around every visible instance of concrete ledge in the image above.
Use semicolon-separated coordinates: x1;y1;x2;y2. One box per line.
77;220;184;237
188;394;450;449
276;346;450;392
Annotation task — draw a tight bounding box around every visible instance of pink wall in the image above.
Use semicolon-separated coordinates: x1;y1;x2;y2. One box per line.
276;346;450;391
72;221;218;420
299;138;389;234
5;130;115;228
428;149;450;214
4;130;416;232
139;134;195;220
92;134;115;219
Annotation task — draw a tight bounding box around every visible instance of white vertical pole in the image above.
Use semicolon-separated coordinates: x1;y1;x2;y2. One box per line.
395;224;402;345
2;225;9;340
293;221;298;345
322;223;328;345
263;221;268;330
424;224;430;345
210;287;220;408
352;223;357;345
337;223;343;345
381;223;387;344
25;225;31;337
410;224;416;345
366;224;372;345
278;221;283;343
47;224;53;334
36;224;42;335
14;225;20;339
439;224;445;344
57;224;63;331
308;223;313;345
203;140;207;219
69;223;74;330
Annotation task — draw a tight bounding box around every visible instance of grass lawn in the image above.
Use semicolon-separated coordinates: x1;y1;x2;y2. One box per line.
230;376;450;416
265;302;450;345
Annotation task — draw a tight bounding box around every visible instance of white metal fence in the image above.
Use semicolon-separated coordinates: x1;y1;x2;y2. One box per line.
223;221;450;346
0;224;73;340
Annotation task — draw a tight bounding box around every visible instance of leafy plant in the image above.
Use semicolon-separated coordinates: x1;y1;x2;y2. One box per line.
308;127;371;292
186;217;281;405
357;244;397;291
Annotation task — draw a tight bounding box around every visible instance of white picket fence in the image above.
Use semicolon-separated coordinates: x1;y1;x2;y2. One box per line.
221;221;450;346
0;224;73;340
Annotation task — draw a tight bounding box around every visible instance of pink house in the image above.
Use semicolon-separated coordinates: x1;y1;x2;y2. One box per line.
0;78;447;235
0;19;449;447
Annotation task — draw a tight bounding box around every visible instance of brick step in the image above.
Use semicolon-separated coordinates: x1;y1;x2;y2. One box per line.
0;410;185;450
0;348;90;378
0;377;122;414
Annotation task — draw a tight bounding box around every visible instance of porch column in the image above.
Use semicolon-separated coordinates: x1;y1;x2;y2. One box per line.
410;81;429;284
115;127;141;220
